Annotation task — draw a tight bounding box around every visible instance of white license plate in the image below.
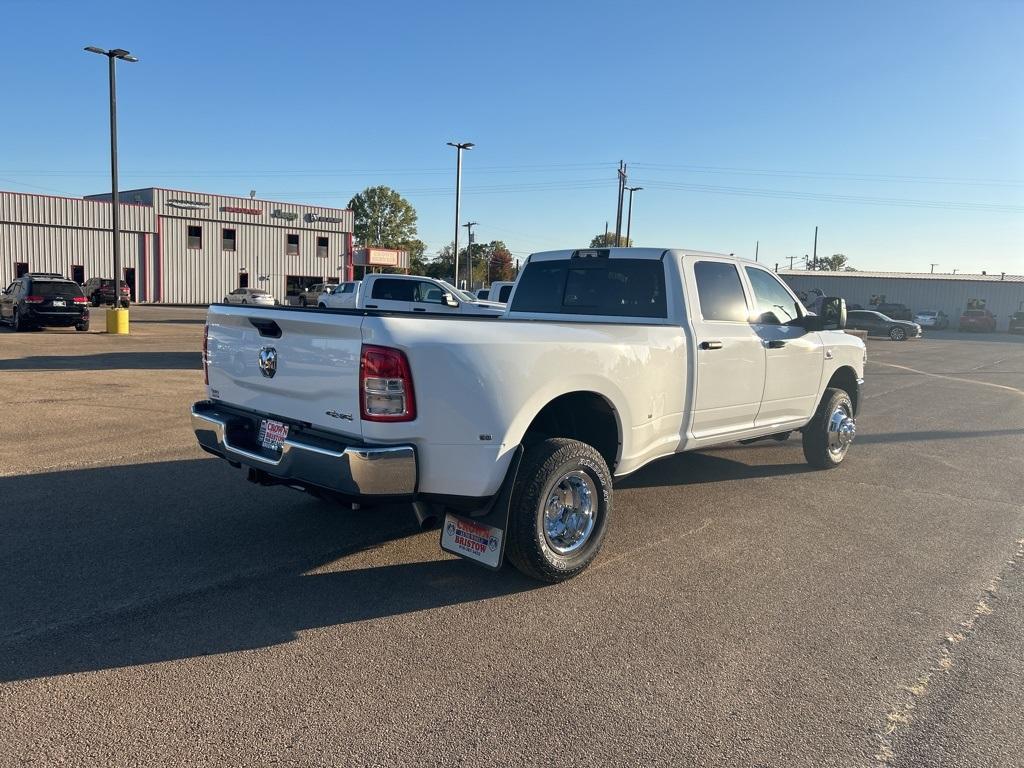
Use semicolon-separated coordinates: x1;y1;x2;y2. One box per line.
440;513;503;569
258;419;289;450
52;299;66;307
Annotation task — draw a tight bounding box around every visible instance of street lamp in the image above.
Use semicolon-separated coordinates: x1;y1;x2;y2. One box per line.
463;221;477;290
85;45;138;334
625;186;642;246
447;141;474;287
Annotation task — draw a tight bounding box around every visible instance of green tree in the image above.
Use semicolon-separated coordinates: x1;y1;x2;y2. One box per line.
400;239;428;275
808;253;850;271
348;186;418;248
590;232;633;248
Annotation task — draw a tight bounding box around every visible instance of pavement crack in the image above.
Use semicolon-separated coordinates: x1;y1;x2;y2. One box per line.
871;536;1024;765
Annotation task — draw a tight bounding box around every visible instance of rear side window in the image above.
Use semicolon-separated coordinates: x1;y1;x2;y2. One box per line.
498;284;514;303
29;281;85;297
693;261;748;322
511;258;666;318
371;279;417;302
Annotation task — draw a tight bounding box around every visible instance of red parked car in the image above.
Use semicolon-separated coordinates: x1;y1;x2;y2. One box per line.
958;308;997;332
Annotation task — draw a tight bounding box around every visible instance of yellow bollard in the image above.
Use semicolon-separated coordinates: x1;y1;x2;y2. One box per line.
106;307;130;335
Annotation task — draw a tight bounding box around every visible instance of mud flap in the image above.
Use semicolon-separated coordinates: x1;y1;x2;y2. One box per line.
439;446;523;571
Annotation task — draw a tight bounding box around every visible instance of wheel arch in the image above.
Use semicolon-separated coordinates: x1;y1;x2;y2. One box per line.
826;365;861;415
516;391;623;472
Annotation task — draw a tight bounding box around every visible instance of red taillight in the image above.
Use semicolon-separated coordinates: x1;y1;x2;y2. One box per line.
25;295;44;304
360;344;416;422
203;324;210;385
72;296;87;304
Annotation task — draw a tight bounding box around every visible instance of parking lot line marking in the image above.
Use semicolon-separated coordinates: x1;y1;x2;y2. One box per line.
872;360;1024;398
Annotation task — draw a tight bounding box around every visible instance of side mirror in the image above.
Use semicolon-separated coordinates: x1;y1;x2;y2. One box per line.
818;297;846;330
443;292;459;308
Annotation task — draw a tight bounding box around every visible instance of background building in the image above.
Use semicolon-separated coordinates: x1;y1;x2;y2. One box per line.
780;270;1024;331
1;188;353;304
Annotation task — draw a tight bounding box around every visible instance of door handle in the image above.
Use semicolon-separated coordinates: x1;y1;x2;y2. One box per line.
766;339;787;349
413;307;426;312
365;304;379;309
700;340;723;350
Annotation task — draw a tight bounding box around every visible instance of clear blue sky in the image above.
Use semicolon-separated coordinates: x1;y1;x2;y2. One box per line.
2;0;1022;273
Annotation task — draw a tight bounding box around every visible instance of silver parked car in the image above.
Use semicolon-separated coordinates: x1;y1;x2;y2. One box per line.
223;288;276;306
913;309;949;329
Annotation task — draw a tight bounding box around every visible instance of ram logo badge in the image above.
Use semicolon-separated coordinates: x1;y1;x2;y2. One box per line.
258;347;278;378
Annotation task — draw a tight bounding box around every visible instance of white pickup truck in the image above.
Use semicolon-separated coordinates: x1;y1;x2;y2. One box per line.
194;247;864;582
317;273;505;315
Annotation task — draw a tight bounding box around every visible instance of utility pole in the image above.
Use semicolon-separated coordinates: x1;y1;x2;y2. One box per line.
625;186;642;246
462;221;477;290
604;220;608;245
755;240;759;262
447;141;474;287
787;255;797;270
812;225;818;270
614;161;626;246
84;45;138;334
930;263;938;273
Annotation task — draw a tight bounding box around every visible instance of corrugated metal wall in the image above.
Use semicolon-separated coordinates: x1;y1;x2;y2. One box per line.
159;218;347;304
781;273;1024;331
1;191;155;232
0;224;145;288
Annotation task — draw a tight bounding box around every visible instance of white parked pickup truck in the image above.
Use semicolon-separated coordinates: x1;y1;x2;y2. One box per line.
317;273;505;315
194;247;864;582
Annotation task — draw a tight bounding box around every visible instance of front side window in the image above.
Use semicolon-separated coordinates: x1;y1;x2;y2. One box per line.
187;225;202;249
341;283;355;293
693;261;748;322
744;267;802;324
415;282;445;303
286;233;300;255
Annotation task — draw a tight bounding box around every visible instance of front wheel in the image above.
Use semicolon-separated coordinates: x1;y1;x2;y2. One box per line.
505;438;612;583
889;326;906;341
12;311;23;332
299;297;307;307
318;302;327;308
802;388;856;469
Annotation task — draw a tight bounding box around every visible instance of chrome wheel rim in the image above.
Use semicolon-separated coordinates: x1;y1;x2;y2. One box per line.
891;327;905;340
827;402;856;457
542;470;597;555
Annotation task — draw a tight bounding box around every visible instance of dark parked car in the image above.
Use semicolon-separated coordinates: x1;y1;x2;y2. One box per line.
958;308;997;333
82;277;131;308
1;273;90;331
1009;311;1024;335
875;302;913;320
846;309;921;341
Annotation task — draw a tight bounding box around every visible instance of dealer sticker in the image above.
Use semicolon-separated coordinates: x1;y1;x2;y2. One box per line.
258;418;289;450
440;513;503;569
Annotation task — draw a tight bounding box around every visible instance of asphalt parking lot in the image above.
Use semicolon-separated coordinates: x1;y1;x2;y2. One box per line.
1;307;1022;767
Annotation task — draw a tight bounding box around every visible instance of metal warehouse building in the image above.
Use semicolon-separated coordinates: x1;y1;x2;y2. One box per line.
1;188;353;304
780;270;1024;332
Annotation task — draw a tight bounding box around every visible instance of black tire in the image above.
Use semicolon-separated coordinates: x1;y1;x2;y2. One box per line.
505;438;612;583
76;320;90;332
802;387;855;469
299;297;307;307
121;299;130;308
317;302;327;309
889;326;906;341
12;310;24;332
91;295;100;307
241;299;247;304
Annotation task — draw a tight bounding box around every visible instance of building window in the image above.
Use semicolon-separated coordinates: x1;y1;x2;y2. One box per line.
316;236;329;258
286;233;300;256
187;225;203;250
222;228;237;251
71;265;85;284
14;262;29;278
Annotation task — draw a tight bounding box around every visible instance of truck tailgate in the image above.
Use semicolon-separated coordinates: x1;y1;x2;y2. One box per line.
205;305;363;440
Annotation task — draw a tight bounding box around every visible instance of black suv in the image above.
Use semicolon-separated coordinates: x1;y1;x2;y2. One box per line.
1;273;90;332
1009;311;1024;335
875;302;913;320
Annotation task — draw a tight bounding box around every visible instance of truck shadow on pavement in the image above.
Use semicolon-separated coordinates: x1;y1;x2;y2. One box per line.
615;449;818;490
0;351;202;371
0;458;536;682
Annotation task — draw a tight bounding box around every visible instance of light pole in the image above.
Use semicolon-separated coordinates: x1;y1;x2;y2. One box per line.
463;221;477;290
447;141;474;287
85;45;137;334
625;186;642;246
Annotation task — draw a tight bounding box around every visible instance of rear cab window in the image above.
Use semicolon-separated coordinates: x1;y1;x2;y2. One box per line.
510;257;666;318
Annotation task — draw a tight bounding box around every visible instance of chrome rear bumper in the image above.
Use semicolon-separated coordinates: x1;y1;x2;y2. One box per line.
191;401;416;496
